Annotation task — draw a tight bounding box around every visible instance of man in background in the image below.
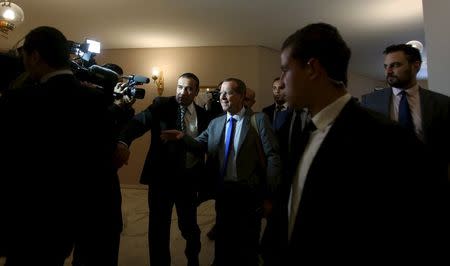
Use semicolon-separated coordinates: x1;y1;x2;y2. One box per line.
262;77;289;126
361;44;450;179
244;87;256;108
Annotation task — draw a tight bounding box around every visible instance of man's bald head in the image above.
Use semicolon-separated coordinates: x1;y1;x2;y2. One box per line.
244;87;256;108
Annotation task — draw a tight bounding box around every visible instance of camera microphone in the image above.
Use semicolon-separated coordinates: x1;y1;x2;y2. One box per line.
123;75;150;84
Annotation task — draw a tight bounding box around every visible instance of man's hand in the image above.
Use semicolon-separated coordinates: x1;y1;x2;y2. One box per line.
160;130;184;142
113;142;130;168
114;82;136;108
262;199;273;218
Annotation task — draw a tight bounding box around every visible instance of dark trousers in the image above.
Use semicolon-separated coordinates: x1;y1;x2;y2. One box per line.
71;172;123;266
214;182;262;266
71;230;121;266
148;168;201;266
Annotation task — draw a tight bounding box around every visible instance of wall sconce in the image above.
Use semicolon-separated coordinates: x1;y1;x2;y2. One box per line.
151;67;164;96
0;0;24;38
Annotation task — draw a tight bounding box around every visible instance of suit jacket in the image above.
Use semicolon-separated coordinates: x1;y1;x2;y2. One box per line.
119;96;209;185
0;73;115;256
183;108;282;195
262;103;276;125
284;99;446;264
361;87;450;172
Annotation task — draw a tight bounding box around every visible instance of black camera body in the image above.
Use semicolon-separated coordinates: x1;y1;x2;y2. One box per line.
116;75;149;100
71;62;119;91
209;90;220;103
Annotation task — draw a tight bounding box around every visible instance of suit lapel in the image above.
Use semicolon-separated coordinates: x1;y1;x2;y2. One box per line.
213;115;227;149
419;87;432;141
381;88;392;116
236;109;253;155
291;100;357;242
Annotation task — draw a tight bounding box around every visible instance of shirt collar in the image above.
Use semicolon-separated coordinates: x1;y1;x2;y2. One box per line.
392;83;419;96
185;102;195;114
227;106;246;122
276;102;289;110
40;69;73;83
312;93;352;131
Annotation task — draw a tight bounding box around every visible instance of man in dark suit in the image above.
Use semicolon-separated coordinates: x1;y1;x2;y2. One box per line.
361;43;450;179
0;26;115;265
161;78;281;266
72;63;135;266
272;22;446;265
262;77;290;130
115;73;209;266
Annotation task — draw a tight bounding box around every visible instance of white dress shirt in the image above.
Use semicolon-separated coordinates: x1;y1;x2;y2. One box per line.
184;102;199;168
222;106;246;181
288;93;352;240
390;84;423;140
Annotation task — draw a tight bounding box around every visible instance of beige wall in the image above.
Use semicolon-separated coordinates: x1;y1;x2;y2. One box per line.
256;46;282;111
347;72;385;99
97;46;386;185
423;0;450;96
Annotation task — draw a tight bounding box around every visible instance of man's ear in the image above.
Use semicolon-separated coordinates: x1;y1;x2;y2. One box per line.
29;50;41;65
306;58;321;80
412;60;421;74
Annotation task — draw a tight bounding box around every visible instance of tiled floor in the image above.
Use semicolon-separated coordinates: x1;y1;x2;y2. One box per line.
111;186;216;266
0;186;217;266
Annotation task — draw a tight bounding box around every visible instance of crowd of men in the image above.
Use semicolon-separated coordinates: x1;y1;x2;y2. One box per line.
0;22;448;266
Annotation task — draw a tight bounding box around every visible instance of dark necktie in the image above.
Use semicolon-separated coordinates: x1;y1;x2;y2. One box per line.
398;90;414;132
288;109;304;155
274;105;283;125
221;117;236;178
179;106;187;132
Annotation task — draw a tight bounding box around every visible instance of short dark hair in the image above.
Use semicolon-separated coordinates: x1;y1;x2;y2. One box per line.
102;63;123;76
22;26;69;69
179;72;200;90
273;77;280;83
222;78;246;96
281;22;351;87
383;44;422;64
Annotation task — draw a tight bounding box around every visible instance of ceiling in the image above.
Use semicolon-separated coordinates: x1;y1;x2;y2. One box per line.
2;0;426;80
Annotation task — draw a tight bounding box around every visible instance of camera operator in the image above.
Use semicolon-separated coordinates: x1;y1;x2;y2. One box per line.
0;26;116;265
72;63;137;266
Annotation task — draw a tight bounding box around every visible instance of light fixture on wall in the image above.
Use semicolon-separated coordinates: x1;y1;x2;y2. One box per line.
0;0;24;38
151;67;164;96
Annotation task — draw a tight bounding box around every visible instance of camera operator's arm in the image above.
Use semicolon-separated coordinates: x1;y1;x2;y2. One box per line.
113;97;160;168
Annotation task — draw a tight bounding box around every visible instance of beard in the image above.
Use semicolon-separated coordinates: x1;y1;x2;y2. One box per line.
386;75;411;88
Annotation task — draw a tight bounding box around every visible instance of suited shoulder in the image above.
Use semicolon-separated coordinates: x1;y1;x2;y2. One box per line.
351;101;418;141
262;103;275;113
152;96;176;106
361;88;390;100
422;88;450;104
210;113;227;124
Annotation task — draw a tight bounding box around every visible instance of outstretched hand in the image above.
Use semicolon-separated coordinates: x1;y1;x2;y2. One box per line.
160;130;184;142
113;142;130;168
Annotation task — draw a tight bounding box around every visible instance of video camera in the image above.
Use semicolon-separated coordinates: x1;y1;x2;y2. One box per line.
68;39;148;102
116;75;149;100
